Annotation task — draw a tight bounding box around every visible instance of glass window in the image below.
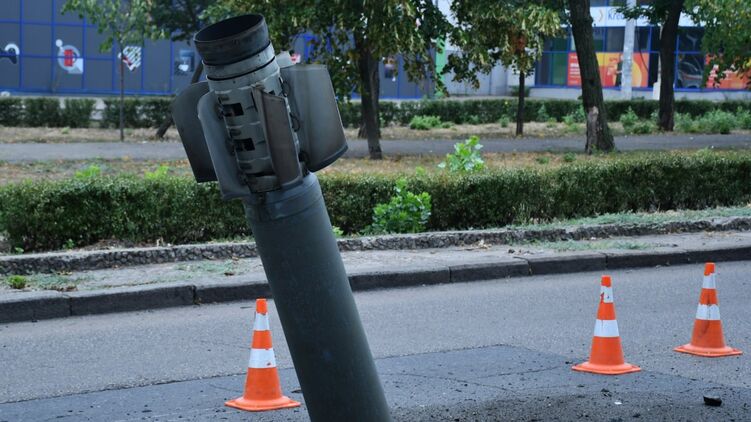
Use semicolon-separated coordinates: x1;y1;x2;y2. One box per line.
606;28;624;52
648;52;659;87
536;52;568;86
676;54;704;89
635;27;650;51
593;28;605;51
649;26;661;51
591;0;607;6
544;36;568;52
678;28;703;52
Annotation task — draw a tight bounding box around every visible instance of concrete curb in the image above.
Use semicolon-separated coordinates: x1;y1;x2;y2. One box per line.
2;243;750;324
2;216;751;276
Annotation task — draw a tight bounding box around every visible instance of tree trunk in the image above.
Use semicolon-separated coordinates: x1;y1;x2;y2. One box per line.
119;49;125;142
658;0;684;131
355;37;382;160
156;61;204;138
515;71;525;136
568;0;614;153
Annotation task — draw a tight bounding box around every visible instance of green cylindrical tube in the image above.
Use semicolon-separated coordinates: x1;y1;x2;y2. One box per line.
243;174;391;422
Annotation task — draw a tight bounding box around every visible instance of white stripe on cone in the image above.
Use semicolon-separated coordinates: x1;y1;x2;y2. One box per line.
702;274;717;289
600;286;614;303
248;348;277;369
593;319;620;338
695;304;721;321
253;313;270;331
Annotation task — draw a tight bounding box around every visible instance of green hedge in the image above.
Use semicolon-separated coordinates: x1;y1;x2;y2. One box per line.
2;152;750;252
1;96;749;129
0;97;94;128
0;98;23;126
101;97;172;128
337;98;751;127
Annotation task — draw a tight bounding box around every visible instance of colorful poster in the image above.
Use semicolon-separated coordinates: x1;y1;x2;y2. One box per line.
1;43;19;64
174;49;194;75
567;52;648;88
55;39;84;74
706;63;749;90
119;46;142;72
567;53;580;86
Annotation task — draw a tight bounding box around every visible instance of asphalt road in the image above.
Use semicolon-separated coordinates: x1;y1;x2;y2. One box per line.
1;261;749;420
1;133;750;162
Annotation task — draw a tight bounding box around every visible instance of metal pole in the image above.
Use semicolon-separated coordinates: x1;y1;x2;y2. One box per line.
621;0;637;100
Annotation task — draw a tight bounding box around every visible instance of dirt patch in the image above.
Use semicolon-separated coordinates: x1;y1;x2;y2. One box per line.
1;122;588;144
0;126;182;143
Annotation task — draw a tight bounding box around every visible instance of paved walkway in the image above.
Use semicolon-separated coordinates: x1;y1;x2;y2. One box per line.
1;133;750;162
3;230;750;294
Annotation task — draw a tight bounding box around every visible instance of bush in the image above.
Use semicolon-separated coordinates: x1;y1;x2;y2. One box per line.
619;107;639;132
2;153;751;251
368;179;432;234
631;120;656;134
141;98;172;128
102;98;145;128
24;98;61;127
675;113;699;133
438;136;485;173
0;98;24;126
6;275;28;289
498;116;510;128
102;97;172;128
61;99;95;128
409;115;450;130
698;110;735;134
74;164;102;180
536;104;552;122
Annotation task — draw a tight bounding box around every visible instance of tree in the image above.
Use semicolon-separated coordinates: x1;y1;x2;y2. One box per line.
63;0;157;141
568;0;615;153
621;1;684;131
205;1;450;160
445;1;561;136
690;0;751;88
149;0;212;138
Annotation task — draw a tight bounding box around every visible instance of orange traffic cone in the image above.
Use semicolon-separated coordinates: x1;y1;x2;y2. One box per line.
675;263;742;358
225;299;301;412
573;275;641;375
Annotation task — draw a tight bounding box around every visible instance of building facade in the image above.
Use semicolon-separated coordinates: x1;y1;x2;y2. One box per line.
533;2;750;100
1;0;747;100
0;0;426;99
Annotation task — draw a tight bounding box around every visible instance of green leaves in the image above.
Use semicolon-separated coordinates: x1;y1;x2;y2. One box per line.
438;136;485;174
62;0;157;52
203;1;450;100
368;179;432;234
445;1;562;87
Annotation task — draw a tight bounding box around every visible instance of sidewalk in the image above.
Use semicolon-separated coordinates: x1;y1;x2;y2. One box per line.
2;230;751;323
1;133;750;162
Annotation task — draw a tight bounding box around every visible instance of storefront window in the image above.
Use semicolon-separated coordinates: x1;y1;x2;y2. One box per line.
676;54;705;89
